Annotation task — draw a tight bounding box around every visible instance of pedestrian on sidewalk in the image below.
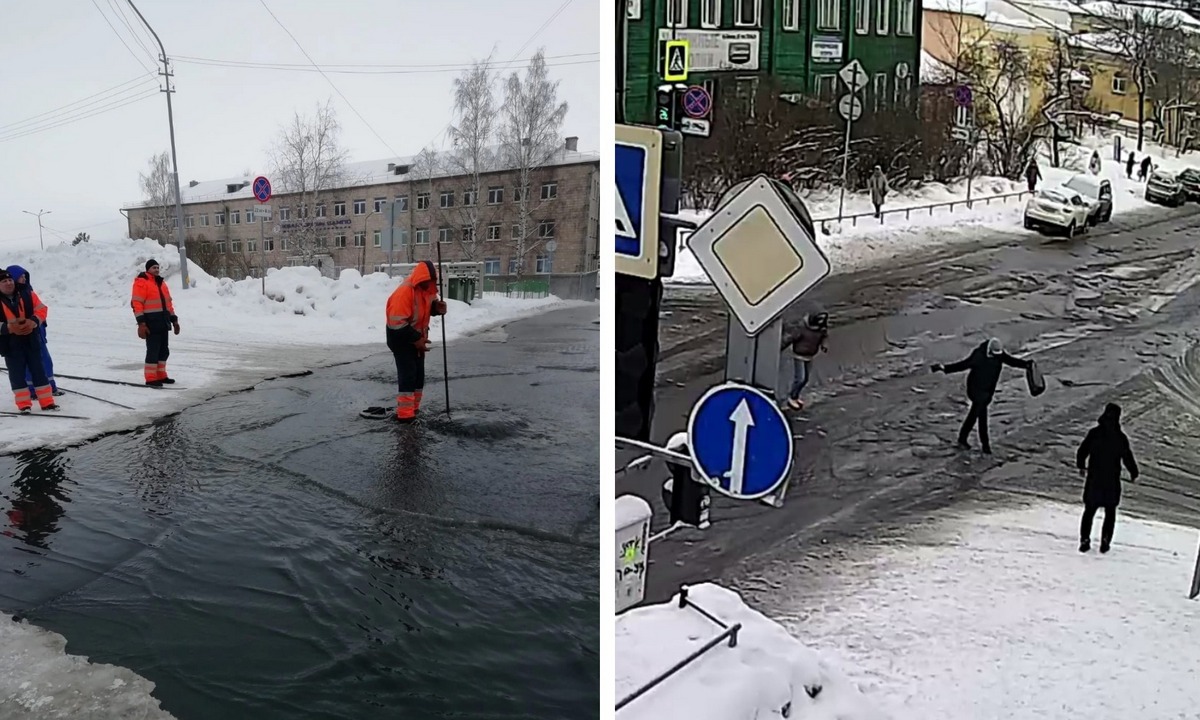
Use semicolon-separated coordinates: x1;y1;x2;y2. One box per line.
0;269;59;413
5;265;61;397
1088;149;1102;175
385;261;447;423
1138;156;1152;182
1125;151;1136;179
130;259;179;387
868;165;890;219
1025;158;1042;193
1076;402;1138;554
931;338;1032;455
786;311;829;411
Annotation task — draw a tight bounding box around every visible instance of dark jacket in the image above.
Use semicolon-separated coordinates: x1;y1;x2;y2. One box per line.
1077;407;1138;507
942;341;1031;404
791;324;827;359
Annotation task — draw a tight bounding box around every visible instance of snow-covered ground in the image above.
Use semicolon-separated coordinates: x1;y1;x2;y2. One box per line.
616;584;886;720
672;133;1198;281
0;237;576;454
749;503;1200;719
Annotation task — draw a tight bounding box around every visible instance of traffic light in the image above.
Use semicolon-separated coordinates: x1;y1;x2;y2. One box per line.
655;84;677;130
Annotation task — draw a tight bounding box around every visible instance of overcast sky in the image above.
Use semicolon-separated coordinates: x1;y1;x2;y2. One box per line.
0;0;599;251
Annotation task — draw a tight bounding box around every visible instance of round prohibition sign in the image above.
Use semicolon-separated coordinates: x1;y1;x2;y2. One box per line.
682;86;712;119
252;176;273;203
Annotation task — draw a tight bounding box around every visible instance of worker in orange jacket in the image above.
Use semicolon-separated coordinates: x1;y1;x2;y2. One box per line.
386;261;447;423
131;259;180;387
0;268;59;413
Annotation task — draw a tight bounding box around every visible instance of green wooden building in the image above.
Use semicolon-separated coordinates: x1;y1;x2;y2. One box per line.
622;0;922;124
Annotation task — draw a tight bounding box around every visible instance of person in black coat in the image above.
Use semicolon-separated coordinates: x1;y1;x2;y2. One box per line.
931;338;1032;454
1076;402;1138;553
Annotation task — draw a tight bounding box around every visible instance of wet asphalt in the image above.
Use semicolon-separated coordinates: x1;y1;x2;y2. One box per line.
617;204;1200;604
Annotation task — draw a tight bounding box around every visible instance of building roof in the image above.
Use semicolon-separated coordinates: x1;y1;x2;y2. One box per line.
123;145;600;210
1073;0;1200;32
925;0;988;16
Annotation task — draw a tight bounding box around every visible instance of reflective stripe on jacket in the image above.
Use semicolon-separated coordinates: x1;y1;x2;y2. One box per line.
131;272;175;322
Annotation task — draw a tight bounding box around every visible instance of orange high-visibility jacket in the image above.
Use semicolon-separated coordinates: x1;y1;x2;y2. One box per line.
131;272;176;324
0;288;47;328
386;261;439;346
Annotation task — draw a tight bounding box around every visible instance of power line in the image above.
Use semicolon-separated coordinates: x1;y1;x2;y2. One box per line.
89;0;156;75
0;88;159;144
172;57;597;75
172;51;598;70
257;0;400;156
0;74;155;132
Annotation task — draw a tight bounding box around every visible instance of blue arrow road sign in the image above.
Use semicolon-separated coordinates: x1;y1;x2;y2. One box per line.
687;383;794;500
615;143;646;258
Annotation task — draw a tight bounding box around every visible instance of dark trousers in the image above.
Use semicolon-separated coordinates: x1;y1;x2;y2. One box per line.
392;344;426;419
958;401;990;452
1081;503;1117;543
145;330;170;364
6;340;52;410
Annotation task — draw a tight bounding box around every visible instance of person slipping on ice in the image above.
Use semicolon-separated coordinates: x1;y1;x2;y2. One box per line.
6;265;62;397
786;311;828;411
1076;402;1139;554
131;259;180;387
385;261;447;424
0;269;60;413
931;337;1031;455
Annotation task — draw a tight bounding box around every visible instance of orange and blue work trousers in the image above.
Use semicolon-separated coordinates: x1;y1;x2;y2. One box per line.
392;344;425;420
141;313;171;383
6;337;54;411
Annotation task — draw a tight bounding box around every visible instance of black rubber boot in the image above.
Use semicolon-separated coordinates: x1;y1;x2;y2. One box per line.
1079;538;1091;553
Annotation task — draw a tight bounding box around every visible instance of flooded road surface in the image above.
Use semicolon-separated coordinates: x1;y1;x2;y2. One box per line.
1;304;599;720
616;206;1200;602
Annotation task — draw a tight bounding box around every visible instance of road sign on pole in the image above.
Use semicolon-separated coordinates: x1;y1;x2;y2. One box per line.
955;85;973;107
685;174;831;335
252;176;272;203
682;85;711;118
837;94;863;122
838;59;869;92
664;39;689;82
615;124;664;280
687;382;794;500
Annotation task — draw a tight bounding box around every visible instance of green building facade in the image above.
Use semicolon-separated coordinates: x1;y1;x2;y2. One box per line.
622;0;922;124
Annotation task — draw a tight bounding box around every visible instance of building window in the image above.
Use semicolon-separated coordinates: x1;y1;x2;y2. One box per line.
199;214;209;227
540;182;558;200
353;232;365;247
816;75;838;100
514;186;527;203
439;191;455;208
462;226;476;243
415;228;429;244
512;223;522;240
416;193;430;210
216;241;226;253
247;239;257;253
373;230;382;247
1112;75;1127;94
373;197;387;213
484;258;501;275
876;0;889;34
897;0;914;34
486;223;502;241
395;196;410;212
315;204;327;218
817;0;840;29
317;236;328;248
299;204;308;218
666;0;687;27
353;199;366;215
184;214;193;228
463;189;477;206
279;207;290;220
264;238;274;252
536;254;553;274
215;211;226;226
487;186;504;204
334;201;345;217
246;208;256;223
439;227;453;243
782;0;800;30
874;73;888;109
538;220;556;238
172;216;179;229
231;240;242;253
230;210;241;225
509;258;521;274
855;0;869;33
334;234;346;248
735;0;761;26
396;229;409;245
281;238;290;250
700;0;720;27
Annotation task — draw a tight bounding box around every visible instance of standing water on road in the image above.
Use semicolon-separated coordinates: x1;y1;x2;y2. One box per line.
1;306;599;720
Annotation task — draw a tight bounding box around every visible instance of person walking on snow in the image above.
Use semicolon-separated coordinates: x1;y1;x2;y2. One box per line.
1138;155;1152;182
131;259;179;387
5;266;61;397
0;269;60;413
931;338;1032;455
868;165;890;219
1088;149;1102;175
1076;402;1139;554
386;261;447;423
1125;151;1136;179
787;311;828;411
1025;159;1042;193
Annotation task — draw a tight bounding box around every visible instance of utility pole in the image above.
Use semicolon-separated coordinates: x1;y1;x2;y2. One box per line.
127;0;189;291
21;210;50;251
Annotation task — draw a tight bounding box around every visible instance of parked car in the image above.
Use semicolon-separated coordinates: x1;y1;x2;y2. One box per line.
1176;167;1200;201
1146;170;1187;206
1024;187;1090;237
1062;174;1113;224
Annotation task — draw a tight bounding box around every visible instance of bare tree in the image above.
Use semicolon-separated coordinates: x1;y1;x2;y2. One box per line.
138;151;174;241
267;99;350;264
498;48;569;278
445;57;499;260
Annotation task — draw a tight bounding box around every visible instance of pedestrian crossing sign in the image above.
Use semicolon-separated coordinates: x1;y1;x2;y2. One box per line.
664;40;689;82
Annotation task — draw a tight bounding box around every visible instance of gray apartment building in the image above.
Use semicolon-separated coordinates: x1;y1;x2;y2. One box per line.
122;138;600;299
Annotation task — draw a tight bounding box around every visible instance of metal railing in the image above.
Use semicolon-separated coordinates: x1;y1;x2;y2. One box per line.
813;188;1032;233
482;278;550;298
616;586;742;713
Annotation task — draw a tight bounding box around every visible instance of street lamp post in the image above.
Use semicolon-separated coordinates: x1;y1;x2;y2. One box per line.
21;210;50;251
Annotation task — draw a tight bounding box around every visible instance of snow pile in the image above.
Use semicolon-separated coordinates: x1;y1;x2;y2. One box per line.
616;583;888;720
755;503;1200;719
672;132;1197;281
0;237;577;453
0;617;175;719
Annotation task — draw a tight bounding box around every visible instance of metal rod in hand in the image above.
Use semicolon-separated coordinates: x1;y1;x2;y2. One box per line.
435;236;451;419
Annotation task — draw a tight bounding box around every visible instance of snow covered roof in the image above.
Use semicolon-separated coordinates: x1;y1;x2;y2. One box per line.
921;50;957;84
925;0;988;16
1069;31;1129;55
123;145;600;210
1073;0;1200;32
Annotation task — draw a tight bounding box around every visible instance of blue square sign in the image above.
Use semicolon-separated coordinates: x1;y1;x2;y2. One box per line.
615;125;662;280
615;143;645;258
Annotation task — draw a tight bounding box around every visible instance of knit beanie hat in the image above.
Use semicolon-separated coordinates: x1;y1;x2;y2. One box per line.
146;259;159;271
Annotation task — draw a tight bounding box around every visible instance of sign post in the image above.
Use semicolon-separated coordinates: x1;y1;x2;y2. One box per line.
252;176;272;295
836;59;869;222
